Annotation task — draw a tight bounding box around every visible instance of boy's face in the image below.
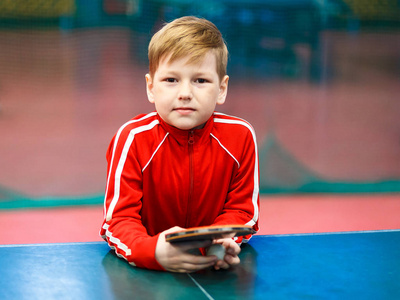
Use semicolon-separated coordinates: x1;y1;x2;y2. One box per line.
145;51;229;130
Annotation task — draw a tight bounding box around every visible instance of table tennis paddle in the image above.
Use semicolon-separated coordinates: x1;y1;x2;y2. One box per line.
165;225;255;243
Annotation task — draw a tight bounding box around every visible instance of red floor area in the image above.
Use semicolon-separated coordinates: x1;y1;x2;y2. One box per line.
259;194;400;234
1;194;399;245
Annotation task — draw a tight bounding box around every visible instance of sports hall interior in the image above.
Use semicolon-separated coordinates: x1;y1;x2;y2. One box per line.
0;0;399;245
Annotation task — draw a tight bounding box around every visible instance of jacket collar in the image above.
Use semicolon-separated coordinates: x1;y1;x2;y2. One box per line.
157;113;214;146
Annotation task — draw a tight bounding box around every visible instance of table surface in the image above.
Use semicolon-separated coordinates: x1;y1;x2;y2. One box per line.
1;230;399;299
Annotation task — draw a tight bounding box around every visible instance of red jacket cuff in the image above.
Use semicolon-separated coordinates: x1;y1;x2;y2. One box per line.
130;234;165;271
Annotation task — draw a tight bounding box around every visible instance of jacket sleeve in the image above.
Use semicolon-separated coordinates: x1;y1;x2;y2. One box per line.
212;125;260;243
100;130;164;271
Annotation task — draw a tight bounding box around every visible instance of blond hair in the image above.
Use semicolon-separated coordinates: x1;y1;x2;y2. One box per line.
148;16;228;81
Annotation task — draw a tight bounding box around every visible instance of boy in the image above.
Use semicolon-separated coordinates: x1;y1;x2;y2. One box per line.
100;16;259;273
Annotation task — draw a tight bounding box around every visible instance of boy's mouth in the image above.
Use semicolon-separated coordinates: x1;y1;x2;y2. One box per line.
174;107;195;114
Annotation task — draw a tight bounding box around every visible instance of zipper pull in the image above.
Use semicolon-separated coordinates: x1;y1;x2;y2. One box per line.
188;131;195;145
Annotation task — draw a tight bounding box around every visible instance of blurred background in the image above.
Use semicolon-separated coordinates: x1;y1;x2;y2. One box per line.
0;0;399;242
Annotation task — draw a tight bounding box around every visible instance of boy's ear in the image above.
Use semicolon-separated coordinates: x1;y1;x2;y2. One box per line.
217;75;229;105
145;74;155;104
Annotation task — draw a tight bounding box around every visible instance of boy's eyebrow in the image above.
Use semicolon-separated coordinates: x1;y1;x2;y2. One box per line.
158;70;178;76
158;69;215;78
156;69;180;78
192;72;215;79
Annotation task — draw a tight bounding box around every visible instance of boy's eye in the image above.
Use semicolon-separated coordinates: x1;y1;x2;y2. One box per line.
165;78;177;83
196;78;207;83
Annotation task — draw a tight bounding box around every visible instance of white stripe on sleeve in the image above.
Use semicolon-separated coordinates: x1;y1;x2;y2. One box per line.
105;117;159;222
213;115;259;226
103;112;157;219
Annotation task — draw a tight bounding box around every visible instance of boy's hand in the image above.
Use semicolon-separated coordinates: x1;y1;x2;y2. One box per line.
155;227;217;273
210;238;241;270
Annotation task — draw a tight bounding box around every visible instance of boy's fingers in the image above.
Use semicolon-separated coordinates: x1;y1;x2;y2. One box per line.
162;226;185;236
185;255;217;266
166;254;217;273
226;245;240;256
213;253;241;271
225;254;240;265
173;240;212;251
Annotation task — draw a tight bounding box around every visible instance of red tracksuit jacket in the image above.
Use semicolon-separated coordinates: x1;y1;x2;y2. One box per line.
100;111;260;270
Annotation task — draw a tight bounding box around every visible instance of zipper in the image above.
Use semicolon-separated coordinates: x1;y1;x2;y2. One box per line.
186;131;195;227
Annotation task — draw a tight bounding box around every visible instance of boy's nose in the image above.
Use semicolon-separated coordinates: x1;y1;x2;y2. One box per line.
178;82;193;100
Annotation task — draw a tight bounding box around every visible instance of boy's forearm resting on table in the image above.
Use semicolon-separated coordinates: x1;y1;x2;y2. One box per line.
101;217;164;270
101;199;257;271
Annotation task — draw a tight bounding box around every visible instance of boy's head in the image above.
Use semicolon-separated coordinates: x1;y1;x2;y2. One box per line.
148;16;228;82
145;16;230;131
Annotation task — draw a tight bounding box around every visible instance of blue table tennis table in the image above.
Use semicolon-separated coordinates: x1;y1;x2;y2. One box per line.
1;230;399;299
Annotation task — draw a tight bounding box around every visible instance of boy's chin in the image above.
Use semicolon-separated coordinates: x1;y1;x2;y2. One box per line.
172;121;205;131
174;125;204;131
